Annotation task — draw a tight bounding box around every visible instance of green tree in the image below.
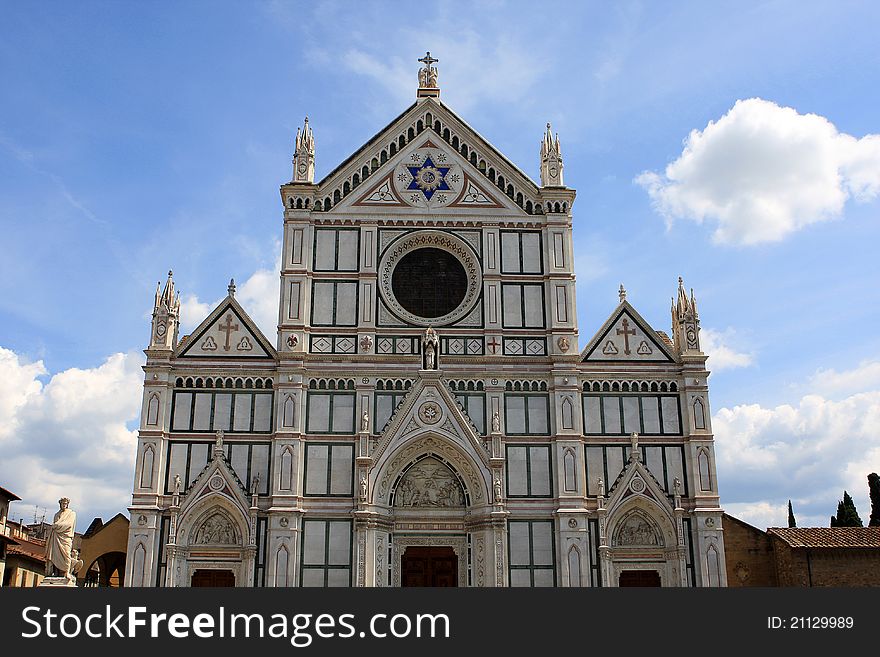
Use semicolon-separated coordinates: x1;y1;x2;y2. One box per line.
868;473;880;527
787;500;796;528
830;490;863;527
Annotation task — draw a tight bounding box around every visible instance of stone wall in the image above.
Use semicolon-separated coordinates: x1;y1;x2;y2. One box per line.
722;514;777;587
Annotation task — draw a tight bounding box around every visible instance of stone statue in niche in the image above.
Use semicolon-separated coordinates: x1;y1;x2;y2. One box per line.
393;457;464;507
194;513;236;545
673;477;682;496
173;473;181;495
494;478;503;503
360;475;368;501
491;410;501;433
597;477;605;497
423;326;439;370
614;514;659;547
361;409;370;433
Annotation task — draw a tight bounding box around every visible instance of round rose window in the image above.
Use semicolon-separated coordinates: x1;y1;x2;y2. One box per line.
378;231;482;326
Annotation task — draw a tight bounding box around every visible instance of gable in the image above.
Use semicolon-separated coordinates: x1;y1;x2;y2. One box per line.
177;297;276;360
582;302;675;363
314;98;543;217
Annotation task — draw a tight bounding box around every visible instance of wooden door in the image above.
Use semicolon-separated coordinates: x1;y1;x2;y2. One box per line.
618;569;661;587
401;547;458;587
191;569;235;587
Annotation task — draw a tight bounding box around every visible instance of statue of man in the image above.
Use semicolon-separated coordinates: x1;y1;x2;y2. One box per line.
423;326;438;370
494;478;503;503
45;498;77;579
492;410;501;433
361;409;370;433
360;475;368;501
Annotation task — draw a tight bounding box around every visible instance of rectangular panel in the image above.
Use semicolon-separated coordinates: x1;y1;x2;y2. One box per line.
622;396;640;434
505;395;526;434
585;446;604;495
508;522;531;566
172;392;192;431
661;397;681;434
555;285;568;323
301;569;325;587
253;394;272;432
521;232;542;273
231;444;249;483
192;393;212;431
553;232;565;268
646;446;664;487
642;396;660;434
307;394;331;433
665;446;685;494
533;569;555;587
311;283;335;325
502;285;522;327
509;570;532;587
531;522;554;566
188;443;209;486
584;397;602;434
334;282;358;326
289;281;301;320
329;445;353;495
602;397;621;434
305;445;328;495
314;230;337;270
523;285;544;328
327;521;351;565
291;229;303;265
375;394;394;433
529;446;551;496
212;394;232;431
506;446;528;496
327;569;350;587
167;443;188;489
251;444;270;494
467;396;485;434
336;230;359;271
302;521;326;565
487;231;497;270
331;394;354;433
364;230;373;268
527;396;549;434
500;232;520;272
606;447;624;483
362;283;372;322
233;394;252;432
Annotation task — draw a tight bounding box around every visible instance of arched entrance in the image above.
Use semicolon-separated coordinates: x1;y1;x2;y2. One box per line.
401;546;457;587
191;569;236;587
619;570;661;587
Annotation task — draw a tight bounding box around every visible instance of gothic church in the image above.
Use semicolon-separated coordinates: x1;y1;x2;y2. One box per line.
125;55;727;587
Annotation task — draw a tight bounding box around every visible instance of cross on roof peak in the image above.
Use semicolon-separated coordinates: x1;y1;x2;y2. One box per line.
418;51;438;67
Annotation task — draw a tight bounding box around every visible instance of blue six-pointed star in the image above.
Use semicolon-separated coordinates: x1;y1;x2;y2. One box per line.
406;156;451;200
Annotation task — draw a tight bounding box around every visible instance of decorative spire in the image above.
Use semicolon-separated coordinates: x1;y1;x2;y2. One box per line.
672;276;702;354
292;116;315;183
150;269;180;350
156;270;179;314
619;284;627;303
228;278;236;298
540;122;564;186
417;51;440;98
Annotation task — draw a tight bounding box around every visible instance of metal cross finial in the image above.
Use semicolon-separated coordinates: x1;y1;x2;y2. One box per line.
419;51;438;67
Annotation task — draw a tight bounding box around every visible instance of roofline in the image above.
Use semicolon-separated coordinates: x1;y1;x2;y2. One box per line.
0;485;21;501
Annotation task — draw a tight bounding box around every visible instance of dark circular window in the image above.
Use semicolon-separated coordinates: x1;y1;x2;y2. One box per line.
391;247;468;319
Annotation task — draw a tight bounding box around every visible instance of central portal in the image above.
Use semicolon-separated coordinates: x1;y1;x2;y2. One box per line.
190;569;235;587
401;546;457;587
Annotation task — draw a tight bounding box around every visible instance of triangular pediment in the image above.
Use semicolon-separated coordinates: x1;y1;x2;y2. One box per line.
582;301;675;363
605;455;673;517
317;98;541;217
179;446;251;519
176;295;276;360
371;373;489;469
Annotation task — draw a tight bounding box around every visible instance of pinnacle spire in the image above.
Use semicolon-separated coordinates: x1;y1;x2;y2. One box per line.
292;116;316;183
540;122;564;186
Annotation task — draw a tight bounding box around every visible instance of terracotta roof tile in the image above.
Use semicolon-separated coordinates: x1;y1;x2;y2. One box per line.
767;527;880;548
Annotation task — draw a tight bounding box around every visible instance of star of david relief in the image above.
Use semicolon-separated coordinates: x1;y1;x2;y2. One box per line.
393;142;461;209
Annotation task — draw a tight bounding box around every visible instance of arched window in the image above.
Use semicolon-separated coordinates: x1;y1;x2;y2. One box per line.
146;394;160;426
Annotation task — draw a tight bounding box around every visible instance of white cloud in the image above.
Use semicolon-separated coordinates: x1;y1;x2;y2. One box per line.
636;98;880;245
179;293;211;332
0;349;144;530
715;385;880;528
724;501;789;530
806;360;880;399
701;327;755;372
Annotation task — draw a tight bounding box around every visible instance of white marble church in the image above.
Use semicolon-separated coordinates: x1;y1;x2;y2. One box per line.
125;54;727;587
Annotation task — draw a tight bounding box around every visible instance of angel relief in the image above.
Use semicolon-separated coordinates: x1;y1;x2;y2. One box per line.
393;457;464;508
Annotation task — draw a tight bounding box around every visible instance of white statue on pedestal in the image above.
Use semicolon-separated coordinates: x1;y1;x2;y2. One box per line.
45;497;78;582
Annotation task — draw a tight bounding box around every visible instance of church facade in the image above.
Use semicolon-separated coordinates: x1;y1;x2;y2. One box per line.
125;56;727;587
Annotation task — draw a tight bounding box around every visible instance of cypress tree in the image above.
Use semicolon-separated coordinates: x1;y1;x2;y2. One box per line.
831;490;863;527
787;500;796;528
868;473;880;527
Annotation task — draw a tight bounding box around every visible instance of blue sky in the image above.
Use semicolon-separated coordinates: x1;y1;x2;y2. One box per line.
1;1;879;531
